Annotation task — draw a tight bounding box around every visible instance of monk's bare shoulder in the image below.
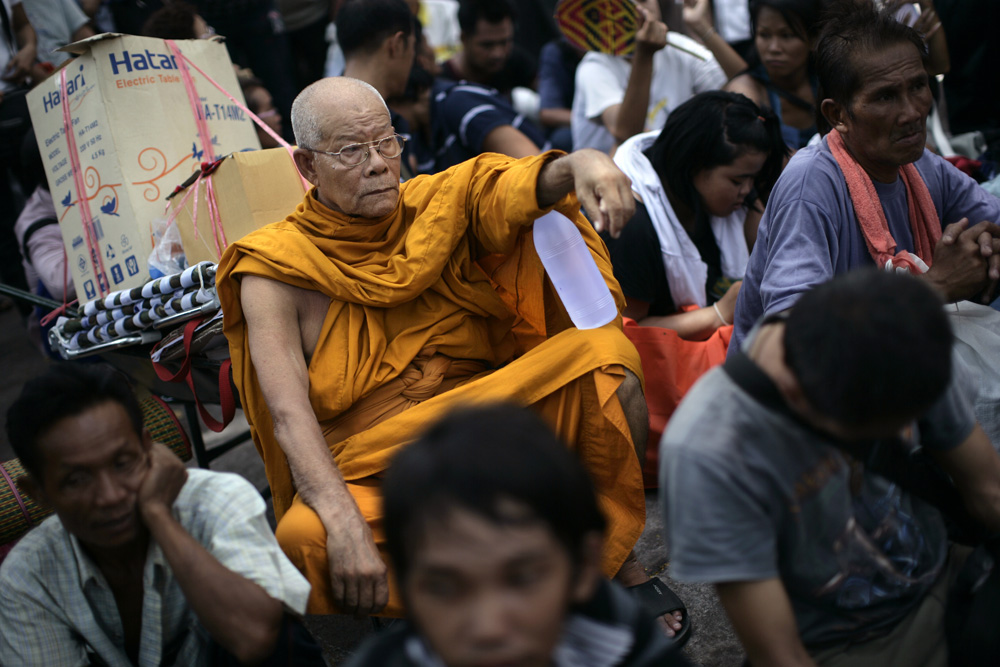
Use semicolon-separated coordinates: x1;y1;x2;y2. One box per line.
240;275;330;364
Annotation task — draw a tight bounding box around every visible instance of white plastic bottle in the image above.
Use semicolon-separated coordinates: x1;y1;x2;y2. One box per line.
532;210;617;329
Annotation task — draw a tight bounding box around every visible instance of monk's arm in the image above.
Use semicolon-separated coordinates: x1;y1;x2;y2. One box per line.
240;275;388;615
536;149;635;238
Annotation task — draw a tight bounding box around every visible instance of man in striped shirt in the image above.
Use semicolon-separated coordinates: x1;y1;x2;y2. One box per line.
0;364;322;666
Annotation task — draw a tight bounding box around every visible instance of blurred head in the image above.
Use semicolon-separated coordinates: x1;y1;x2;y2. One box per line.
336;0;417;98
414;19;440;77
645;91;788;219
240;77;283;149
291;77;402;218
458;0;516;77
383;403;606;667
816;1;931;180
750;0;824;79
395;65;435;129
7;364;151;552
141;2;211;40
337;0;416;58
783;270;952;439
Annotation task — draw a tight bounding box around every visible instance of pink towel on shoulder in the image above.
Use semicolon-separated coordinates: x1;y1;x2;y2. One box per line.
828;129;940;273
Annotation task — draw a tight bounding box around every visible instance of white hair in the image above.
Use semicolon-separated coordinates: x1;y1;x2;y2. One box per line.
290;77;390;149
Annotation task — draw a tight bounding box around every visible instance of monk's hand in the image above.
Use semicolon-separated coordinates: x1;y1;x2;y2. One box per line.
137;442;189;523
563;149;635;238
925;218;1000;302
326;509;389;616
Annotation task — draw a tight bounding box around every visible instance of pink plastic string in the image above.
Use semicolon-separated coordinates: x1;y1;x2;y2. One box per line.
155;39;311;261
191;168;203;242
204;171;227;257
39;298;79;328
166;39;216;165
61;68;109;297
167;46;311;192
0;463;32;526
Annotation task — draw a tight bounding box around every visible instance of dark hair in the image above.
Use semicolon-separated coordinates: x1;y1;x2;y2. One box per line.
457;0;516;35
238;75;268;114
6;364;145;481
750;0;825;42
382;403;606;589
784;270;952;429
401;64;434;102
20;128;46;193
816;0;927;117
336;0;415;58
141;1;200;40
645;91;788;217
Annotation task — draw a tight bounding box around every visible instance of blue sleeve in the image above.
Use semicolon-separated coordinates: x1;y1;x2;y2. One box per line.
918;347;978;451
928;154;1000;228
538;41;573;110
662;416;780;583
436;84;520;153
732;147;853;352
732;196;840;352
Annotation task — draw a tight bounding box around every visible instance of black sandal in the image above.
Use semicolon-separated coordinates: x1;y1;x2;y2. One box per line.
627;578;693;648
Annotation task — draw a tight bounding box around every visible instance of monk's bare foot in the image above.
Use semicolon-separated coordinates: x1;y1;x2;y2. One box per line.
615;551;685;637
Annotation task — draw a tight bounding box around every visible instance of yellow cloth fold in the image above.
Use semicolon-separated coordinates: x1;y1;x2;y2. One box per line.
216;151;646;614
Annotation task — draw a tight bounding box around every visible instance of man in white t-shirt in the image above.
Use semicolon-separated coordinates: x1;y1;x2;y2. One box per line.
22;0;93;67
0;0;35;96
571;0;725;154
1;0;37;299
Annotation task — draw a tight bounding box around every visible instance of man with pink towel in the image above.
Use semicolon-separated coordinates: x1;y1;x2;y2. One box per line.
730;0;1000;355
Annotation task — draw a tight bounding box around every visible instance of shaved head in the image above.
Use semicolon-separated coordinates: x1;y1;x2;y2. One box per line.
291;77;390;149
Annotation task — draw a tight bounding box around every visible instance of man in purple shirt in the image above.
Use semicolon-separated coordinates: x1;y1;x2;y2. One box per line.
731;0;1000;354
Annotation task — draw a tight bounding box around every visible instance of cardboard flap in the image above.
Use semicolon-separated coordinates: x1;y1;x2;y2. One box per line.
59;32;125;55
172;147;308;264
59;32;227;54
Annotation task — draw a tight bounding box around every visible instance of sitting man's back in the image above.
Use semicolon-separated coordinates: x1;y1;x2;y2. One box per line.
662;270;1000;666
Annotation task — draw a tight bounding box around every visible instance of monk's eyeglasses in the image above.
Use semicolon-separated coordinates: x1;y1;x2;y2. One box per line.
305;134;406;167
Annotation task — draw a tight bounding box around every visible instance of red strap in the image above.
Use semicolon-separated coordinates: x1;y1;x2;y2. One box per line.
151;317;200;382
151;318;235;433
186;359;235;433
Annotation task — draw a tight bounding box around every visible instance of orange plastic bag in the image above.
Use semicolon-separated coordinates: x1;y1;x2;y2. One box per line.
623;317;731;487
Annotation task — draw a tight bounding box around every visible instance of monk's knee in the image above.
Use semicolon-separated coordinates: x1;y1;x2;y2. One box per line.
616;368;648;460
275;501;328;556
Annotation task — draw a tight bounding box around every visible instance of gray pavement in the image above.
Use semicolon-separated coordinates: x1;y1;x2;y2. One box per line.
1;306;743;665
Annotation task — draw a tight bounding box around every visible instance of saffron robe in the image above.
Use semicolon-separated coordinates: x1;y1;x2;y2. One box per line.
216;152;646;615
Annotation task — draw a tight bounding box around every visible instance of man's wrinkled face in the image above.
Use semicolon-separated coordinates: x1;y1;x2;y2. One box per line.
30;401;151;554
403;503;597;667
833;42;932;183
463;18;514;77
307;99;402;219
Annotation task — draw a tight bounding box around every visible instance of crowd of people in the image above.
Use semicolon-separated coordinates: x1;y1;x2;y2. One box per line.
2;0;1000;665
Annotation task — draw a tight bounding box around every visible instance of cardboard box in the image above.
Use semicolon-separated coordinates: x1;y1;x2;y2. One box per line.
28;33;261;301
170;147;308;265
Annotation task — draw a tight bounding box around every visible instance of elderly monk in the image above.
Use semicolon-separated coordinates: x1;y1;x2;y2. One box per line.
215;77;673;625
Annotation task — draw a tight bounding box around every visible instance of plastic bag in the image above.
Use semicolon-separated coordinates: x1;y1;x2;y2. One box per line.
148;216;188;279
